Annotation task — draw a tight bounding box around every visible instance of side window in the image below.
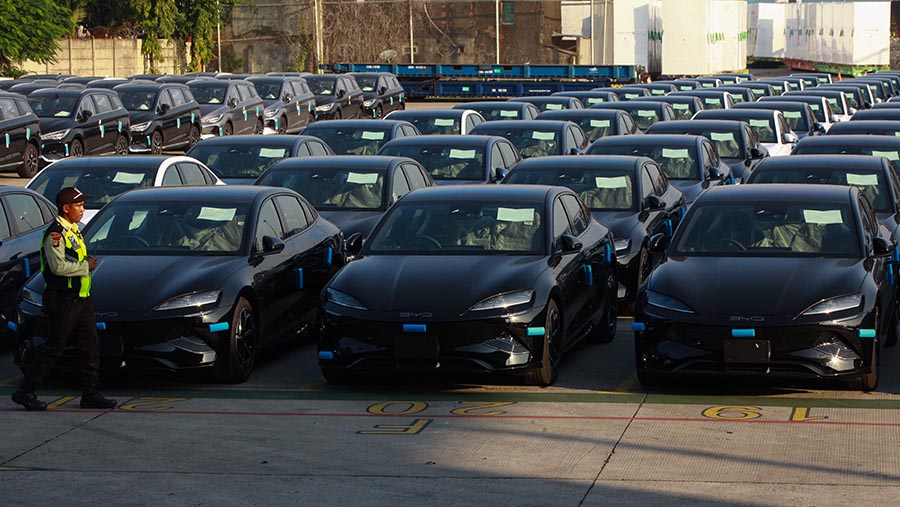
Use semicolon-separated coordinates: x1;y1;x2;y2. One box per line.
274;195;309;238
647;162;668;194
308;141;330;156
490;144;504;179
565;128;577;152
744;126;758;148
0;98;19;119
226;86;239;104
640;167;654;201
403;164;426;189
465;115;476;132
6;194;43;235
0;200;9;240
623;114;636;134
391;168;410;202
858;197;876;249
889;166;900;211
79;96;97;115
560;194;588;236
296;142;312;157
498;141;519;167
92;93;113;113
699;143;712;169
256;198;284;247
552;197;573;246
162;167;182;186
571;126;586;148
177;162;208;185
157;90;174;108
15;99;33;117
704;142;720;166
169;88;187;106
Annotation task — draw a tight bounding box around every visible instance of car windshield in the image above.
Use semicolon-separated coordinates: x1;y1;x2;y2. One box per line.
252;82;282;100
27;95;78;117
473;128;560;158
573;118;616;141
779;109;810;132
28;166;157;210
506;169;635;210
380;144;485;181
306;127;391;155
591;145;698;180
258;168;384;210
367;202;545;254
792;145;900;173
189;85;227;104
841;92;860;109
749;168;889;212
824;96;845;114
354;76;377;92
306;76;336;95
699;96;725;109
85;202;247;255
190;144;291;179
118;90;159;111
405;116;460;135
669;103;694;120
745;117;777;143
674;203;859;257
530;100;566;112
629;109;662;130
478;107;522;120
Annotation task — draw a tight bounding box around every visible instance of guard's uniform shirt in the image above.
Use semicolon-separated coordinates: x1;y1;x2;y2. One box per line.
41;216;91;297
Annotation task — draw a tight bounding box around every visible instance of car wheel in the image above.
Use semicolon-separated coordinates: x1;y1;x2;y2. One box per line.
590;273;618;343
254;119;264;135
523;299;561;386
150;130;163;154
70;138;84;157
216;297;258;384
277;116;288;134
333;109;342;120
115;134;129;155
188;125;200;149
18;142;40;178
375;106;383;119
222;122;233;136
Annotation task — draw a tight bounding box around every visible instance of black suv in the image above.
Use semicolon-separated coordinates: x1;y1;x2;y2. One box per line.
115;81;202;154
28;88;131;162
307;74;364;120
349;72;406;118
247;76;316;134
188;79;265;138
0;93;41;177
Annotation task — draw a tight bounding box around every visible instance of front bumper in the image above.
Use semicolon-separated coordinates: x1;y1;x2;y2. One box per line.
317;304;549;377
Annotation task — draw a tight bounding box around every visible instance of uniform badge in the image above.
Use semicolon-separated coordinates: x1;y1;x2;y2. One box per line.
50;232;62;248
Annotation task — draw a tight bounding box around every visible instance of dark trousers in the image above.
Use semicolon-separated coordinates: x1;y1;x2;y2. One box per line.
24;290;100;387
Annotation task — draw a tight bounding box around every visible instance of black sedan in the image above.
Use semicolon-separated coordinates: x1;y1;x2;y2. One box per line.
645;119;768;183
585;135;734;205
791;135;900;174
300;119;420;156
255;155;434;246
15;186;344;383
590;101;677;131
734;100;825;139
114;81;202;154
536;109;640;142
501;155;685;305
384;109;485;135
641;95;706;121
508;96;584;112
452;101;540;121
0;92;41;177
633;184;897;390
378;135;521;185
551;91;620;107
186;135;334;184
469;120;588;158
246;75;316;134
317;185;618;385
826;121;900;137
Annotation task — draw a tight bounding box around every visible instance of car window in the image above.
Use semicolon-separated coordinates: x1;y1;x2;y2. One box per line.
0;200;9;240
498;141;518;167
178;162;208;185
274;194;309;238
158;90;174;108
0;98;18;119
490;144;504;179
295;142;311;157
699;142;712;169
552;197;573;246
889;166;900;211
641;167;654;200
565;128;577;152
392;167;410;202
647;162;668;194
256;198;284;247
403;163;426;189
14;99;32;117
79;96;97;115
858;196;875;250
162;167;182;186
623;113;636;133
561;194;588;236
308;141;330;156
6;193;44;235
169;88;187;106
92;93;113;113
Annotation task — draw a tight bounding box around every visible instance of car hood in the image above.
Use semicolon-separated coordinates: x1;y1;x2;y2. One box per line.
315;96;337;106
331;255;547;319
648;256;866;319
40;117;75;134
199;104;228;117
28;255;244;319
670;180;704;203
129;111;157;125
319;210;383;239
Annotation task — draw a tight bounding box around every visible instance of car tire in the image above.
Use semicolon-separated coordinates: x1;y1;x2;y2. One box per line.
70;138;84;157
334;109;342;120
115;134;129;155
188;125;201;149
321;368;357;384
254;119;264;135
590;273;618;343
216;297;258;384
222;122;233;136
18;142;40;178
150;131;163;154
277;116;287;134
523;299;561;386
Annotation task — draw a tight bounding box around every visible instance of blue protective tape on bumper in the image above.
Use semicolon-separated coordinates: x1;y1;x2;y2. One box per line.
665;219;673;237
7;321;17;331
731;328;756;338
526;326;546;336
296;268;304;289
632;322;646;332
325;247;333;265
209;322;230;333
680;207;686;220
893;245;899;263
403;324;427;333
318;351;335;360
584;264;593;286
888;264;895;286
858;329;876;339
22;258;30;278
96;322;107;331
605;243;612;263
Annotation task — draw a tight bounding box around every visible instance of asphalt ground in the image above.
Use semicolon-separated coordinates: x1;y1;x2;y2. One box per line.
3;85;900;505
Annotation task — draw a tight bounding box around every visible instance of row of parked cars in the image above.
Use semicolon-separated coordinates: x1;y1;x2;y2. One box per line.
5;68;900;391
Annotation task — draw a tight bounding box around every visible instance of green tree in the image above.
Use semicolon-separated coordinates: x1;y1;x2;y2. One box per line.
0;0;73;76
135;0;180;72
178;0;241;72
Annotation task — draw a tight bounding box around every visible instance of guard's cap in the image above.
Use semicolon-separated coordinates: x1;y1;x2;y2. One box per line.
56;187;91;207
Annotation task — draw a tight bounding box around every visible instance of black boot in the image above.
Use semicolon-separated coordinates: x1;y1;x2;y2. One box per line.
80;379;116;409
11;378;47;411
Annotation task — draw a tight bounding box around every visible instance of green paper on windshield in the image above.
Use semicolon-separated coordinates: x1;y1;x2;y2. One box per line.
624;93;640;100
497;207;535;223
346;172;379;184
662;148;690;158
197;207;237;222
704;98;722;105
587;98;604;104
846;173;879;186
112;172;145;184
259;148;287;158
449;149;477;159
361;131;385;140
499;110;518;117
783;111;802;118
545;104;563;110
871;150;900;161
595;176;629;189
434;118;454;126
532;131;555;140
589;120;611;128
673;104;689;110
749;119;771;128
803;209;842;225
710;132;734;142
636;110;656;117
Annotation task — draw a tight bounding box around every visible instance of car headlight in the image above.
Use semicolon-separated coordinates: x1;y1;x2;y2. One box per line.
800;294;863;317
363;100;376;108
264;108;279;118
316;103;335;112
21;287;43;308
131;121;152;131
202;114;223;124
154;290;221;311
42;129;70;141
467;289;534;313
614;238;631;255
325;288;368;311
646;290;694;314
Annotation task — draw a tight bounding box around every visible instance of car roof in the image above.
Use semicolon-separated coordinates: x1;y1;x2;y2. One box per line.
29;88;95;97
648;119;745;131
753;154;887;172
471;120;570;130
382;134;495;146
695;109;775;119
739;100;809;110
190;135;317;147
117;185;282;204
796;134;900;147
828;120;898;130
537;109;622;118
114;82;182;91
400;184;563;204
457;101;529;108
41;155;171;170
304;119;406;129
589;134;703;147
266;155;406;172
702;183;855;204
593;101;668;109
513;155;649;172
387;109;465;118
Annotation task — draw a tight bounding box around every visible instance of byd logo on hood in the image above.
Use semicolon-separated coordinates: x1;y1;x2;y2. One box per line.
729;316;765;322
400;312;432;318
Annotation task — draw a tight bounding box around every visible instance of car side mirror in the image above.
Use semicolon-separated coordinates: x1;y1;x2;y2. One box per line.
830;114;839;123
645;195;665;211
345;233;363;259
557;234;582;254
783;132;799;144
228;98;238;108
261;235;285;255
79;109;92;121
813;122;826;133
494;167;508;182
848;107;858;115
283;94;292;102
648;232;668;252
708;166;722;181
569;147;581;155
337;89;346;98
378;86;387;95
873;237;893;257
749;147;766;159
158;103;171;114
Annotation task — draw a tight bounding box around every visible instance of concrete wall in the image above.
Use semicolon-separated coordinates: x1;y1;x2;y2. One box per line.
20;39;188;77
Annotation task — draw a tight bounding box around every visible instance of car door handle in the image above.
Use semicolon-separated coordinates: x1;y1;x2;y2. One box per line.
9;251;22;260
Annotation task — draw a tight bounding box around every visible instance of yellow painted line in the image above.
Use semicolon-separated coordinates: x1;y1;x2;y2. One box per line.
47;396;78;409
281;375;327;392
0;374;23;387
615;372;638;393
0;467;32;471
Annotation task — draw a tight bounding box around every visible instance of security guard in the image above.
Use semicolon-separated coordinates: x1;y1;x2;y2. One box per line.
11;187;116;411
